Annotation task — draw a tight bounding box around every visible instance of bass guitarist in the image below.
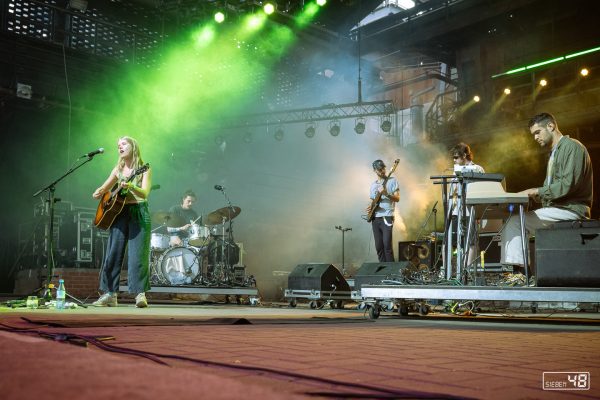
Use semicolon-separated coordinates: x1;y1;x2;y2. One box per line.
91;136;152;308
366;159;400;262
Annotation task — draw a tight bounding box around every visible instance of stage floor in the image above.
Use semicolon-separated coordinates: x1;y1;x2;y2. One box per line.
2;302;600;399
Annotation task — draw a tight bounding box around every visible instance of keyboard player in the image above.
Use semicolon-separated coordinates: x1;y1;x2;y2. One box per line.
446;143;485;270
501;113;594;278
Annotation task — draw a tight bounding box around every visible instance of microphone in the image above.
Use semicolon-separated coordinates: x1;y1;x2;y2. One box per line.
82;148;104;158
214;185;224;191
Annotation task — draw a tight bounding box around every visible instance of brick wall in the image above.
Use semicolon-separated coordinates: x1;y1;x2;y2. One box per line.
14;268;100;299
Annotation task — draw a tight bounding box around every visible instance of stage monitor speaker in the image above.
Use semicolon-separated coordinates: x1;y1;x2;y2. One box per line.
536;221;600;287
354;261;410;291
398;240;440;269
287;263;350;292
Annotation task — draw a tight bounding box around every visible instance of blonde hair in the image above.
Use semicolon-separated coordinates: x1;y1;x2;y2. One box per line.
116;136;145;185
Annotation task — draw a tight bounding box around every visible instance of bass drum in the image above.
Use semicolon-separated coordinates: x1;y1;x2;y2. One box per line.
155;246;201;285
208;240;240;266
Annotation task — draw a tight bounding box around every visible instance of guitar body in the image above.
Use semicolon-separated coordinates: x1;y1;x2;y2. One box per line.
366;159;400;223
94;185;128;230
93;163;149;230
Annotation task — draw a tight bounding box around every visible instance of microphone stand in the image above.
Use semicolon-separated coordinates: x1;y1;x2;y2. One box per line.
335;226;352;276
32;155;98;306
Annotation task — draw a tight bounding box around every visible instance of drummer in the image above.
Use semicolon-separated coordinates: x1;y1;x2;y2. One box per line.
167;190;199;246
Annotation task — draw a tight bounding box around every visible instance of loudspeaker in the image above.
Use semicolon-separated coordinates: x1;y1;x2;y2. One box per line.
536;222;600;287
398;240;440;269
478;233;535;272
287;264;350;292
354;261;410;290
479;233;502;269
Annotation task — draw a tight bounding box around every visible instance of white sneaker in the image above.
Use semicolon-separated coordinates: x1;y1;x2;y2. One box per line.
92;292;118;307
135;293;148;308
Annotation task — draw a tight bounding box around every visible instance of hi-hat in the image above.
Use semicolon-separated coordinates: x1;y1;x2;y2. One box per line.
205;206;241;225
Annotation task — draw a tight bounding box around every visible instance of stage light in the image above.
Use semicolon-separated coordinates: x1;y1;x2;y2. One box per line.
539;78;548;87
16;83;32;99
580;68;589;77
473;95;480;102
380;116;392;132
354;118;366;134
305;122;316;138
274;127;284;141
316;0;327;6
493;46;600;78
214;12;225;23
329;120;341;136
503;88;511;95
69;0;88;12
263;2;275;14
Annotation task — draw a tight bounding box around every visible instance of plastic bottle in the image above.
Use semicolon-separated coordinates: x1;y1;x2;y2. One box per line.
56;279;66;310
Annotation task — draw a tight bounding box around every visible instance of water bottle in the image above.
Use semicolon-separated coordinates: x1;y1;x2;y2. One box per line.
56;279;66;310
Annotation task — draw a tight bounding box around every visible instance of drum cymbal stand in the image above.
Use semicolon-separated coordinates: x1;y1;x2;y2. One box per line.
215;186;238;284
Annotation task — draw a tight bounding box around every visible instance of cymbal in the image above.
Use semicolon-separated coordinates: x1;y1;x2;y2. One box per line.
151;211;186;228
205;206;241;225
151;211;171;225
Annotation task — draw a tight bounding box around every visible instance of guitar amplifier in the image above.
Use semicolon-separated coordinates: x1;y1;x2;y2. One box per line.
536;220;600;287
398;240;440;269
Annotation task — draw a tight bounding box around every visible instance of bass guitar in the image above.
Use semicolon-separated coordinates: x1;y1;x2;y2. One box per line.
366;159;400;222
94;163;150;230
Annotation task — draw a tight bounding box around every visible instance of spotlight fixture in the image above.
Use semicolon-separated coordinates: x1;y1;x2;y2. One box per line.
263;2;275;14
503;88;511;95
305;122;316;138
329;120;341;136
16;83;32;99
473;95;481;102
274;127;284;141
354;118;366;134
214;11;225;23
69;0;88;12
380;116;392;133
580;68;589;77
316;0;327;6
539;78;548;87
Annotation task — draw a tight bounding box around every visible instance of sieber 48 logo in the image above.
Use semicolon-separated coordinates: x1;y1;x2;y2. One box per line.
543;372;590;390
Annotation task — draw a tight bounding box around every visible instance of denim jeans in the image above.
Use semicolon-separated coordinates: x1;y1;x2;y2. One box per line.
372;216;395;262
99;202;151;294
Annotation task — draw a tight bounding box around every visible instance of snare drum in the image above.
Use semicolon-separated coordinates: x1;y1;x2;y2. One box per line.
151;233;169;251
155;246;201;285
188;224;210;246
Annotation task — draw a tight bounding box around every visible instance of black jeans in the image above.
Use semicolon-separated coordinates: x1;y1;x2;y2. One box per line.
372;216;395;262
99;203;151;294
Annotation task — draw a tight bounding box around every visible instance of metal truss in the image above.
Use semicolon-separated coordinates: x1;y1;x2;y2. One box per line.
222;100;396;129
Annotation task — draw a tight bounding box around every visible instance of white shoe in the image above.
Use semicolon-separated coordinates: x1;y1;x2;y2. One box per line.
92;292;117;307
135;293;148;308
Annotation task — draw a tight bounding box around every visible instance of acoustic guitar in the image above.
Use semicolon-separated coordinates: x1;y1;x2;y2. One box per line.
94;163;150;230
366;159;400;222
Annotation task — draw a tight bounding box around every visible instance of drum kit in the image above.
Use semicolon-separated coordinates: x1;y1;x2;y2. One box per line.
149;206;242;286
